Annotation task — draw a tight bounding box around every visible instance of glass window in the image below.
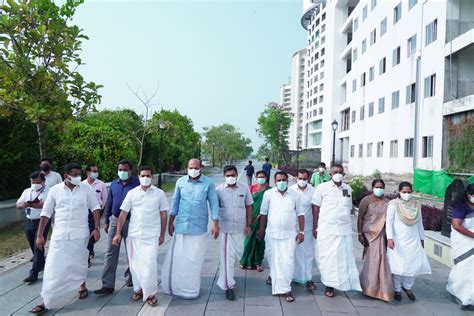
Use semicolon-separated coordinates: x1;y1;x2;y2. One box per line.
391;90;400;109
370;29;377;46
393;3;402;24
390;140;398;157
406;83;416;104
350;145;355;158
352;79;357;92
379;57;386;75
358;144;363;158
407;34;417;57
367;143;373;157
351;110;356;123
371;0;377;10
361;72;366;87
363;5;368;21
377;141;384;157
425;19;437;46
404;138;414;157
380;18;387;36
422;136;433;157
362;39;367;54
424;74;436;98
378;97;385;113
354;17;359;32
360;105;365;120
369;66;375;81
353;48;358;62
392;46;401;66
369;102;374;117
409;0;418;10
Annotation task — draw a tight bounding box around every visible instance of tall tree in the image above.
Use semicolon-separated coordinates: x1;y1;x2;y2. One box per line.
257;102;292;165
0;0;102;157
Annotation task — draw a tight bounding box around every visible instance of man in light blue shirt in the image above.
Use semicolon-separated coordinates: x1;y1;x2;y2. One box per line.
161;158;219;299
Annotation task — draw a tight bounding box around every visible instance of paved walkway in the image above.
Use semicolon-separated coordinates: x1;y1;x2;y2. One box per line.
0;164;472;315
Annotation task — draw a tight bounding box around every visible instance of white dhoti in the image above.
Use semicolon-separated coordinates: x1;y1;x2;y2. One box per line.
293;230;315;284
217;232;245;290
127;236;159;301
161;233;207;299
316;234;362;291
447;217;474;306
266;236;296;295
41;237;89;309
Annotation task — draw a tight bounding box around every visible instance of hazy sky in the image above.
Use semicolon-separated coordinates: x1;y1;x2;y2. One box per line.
74;0;306;149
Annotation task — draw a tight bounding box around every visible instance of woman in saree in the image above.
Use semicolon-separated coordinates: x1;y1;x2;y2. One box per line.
240;170;271;271
357;179;393;302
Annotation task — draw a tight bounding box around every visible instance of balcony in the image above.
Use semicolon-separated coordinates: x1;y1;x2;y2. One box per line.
444;44;474;103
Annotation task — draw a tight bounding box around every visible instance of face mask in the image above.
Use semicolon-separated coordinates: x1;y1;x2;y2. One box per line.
31;183;43;191
67;175;81;186
468;195;474;204
40;165;51;172
118;171;129;181
257;178;266;185
139;176;152;187
276;181;288;192
90;172;99;180
188;168;201;178
400;193;412;201
297;179;308;188
332;173;343;183
319;167;325;173
225;176;237;186
373;188;384;197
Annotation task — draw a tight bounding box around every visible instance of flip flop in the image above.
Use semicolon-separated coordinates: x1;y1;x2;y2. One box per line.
324;287;335;298
266;276;272;285
131;292;143;301
256;265;264;272
146;295;158;306
78;288;89;299
30;304;48;314
284;292;295;303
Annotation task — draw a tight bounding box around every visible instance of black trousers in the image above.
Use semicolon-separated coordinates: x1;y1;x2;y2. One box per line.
24;218;51;276
87;210;94;256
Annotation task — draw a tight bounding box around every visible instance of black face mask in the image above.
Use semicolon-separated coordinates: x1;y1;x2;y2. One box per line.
40;165;51;172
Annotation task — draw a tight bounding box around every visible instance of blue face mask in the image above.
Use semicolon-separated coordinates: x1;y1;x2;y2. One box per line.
276;181;288;192
257;178;266;185
373;188;384;197
118;171;129;181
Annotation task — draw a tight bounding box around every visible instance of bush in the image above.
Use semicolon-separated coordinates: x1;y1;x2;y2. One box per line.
421;204;442;231
349;176;368;206
372;169;382;179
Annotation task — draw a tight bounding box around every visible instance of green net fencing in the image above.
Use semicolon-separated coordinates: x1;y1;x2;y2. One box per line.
413;169;473;198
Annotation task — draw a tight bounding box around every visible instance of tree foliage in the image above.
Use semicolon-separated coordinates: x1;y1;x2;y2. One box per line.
447;118;474;173
257;102;292;165
0;0;102;156
202;124;253;166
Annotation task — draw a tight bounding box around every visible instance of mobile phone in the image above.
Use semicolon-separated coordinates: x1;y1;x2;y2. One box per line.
342;189;349;197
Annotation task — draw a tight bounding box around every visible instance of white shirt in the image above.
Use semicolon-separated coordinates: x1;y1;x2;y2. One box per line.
120;185;169;239
82;179;108;208
386;203;425;241
260;187;305;239
311;181;353;237
289;183;315;232
44;171;63;188
41;182;100;240
216;182;254;234
16;186;49;220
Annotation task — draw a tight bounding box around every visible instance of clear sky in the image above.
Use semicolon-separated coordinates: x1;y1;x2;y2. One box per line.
74;0;306;150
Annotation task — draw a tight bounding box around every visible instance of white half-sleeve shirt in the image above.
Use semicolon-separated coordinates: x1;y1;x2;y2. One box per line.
289;183;315;232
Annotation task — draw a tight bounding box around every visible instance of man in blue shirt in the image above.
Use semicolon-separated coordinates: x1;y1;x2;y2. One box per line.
262;157;272;183
94;159;140;295
161;158;219;299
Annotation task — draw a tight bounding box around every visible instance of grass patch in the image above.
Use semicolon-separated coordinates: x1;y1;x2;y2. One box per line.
161;182;176;193
0;221;30;259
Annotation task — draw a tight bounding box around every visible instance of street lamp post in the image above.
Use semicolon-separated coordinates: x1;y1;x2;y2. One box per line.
158;120;166;188
331;120;339;167
296;136;301;170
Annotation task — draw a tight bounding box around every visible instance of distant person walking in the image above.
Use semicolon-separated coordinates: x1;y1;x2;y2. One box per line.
244;160;255;185
310;162;330;188
262;158;272;183
40;158;62;188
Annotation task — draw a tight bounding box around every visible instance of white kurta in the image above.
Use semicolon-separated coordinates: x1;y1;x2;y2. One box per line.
386;204;431;277
161;233;208;299
312;181;361;291
217;232;245;290
120;185;169;301
447;215;474;306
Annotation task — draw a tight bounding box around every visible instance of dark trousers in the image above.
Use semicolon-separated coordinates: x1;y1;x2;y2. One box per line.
87;210;94;256
24;218;51;276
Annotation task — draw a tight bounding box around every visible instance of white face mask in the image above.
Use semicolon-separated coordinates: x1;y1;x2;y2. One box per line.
139;176;152;187
188;168;201;178
319;167;325;173
31;183;43;191
67;175;81;186
225;176;237;186
297;179;308;188
332;173;343;183
468;195;474;204
400;193;412;201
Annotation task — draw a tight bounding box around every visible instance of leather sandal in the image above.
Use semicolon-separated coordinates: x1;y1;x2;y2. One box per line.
30;304;48;314
284;292;295;303
324;287;335;298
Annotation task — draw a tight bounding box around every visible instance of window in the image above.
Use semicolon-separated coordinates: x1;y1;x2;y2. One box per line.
379;57;386;75
321;48;325;56
392;46;401;66
369;66;374;81
378;97;385;113
360;105;365;120
350;145;355;158
319;107;323;115
406;83;416;104
424;74;436;97
363;5;368;21
371;0;377;10
352;79;357;92
367;143;373;157
377;141;384;157
380;18;387;36
425;19;437;46
369;102;374;117
391;90;400;109
409;0;418;10
353;48;358;62
393;3;402;25
358;144;363;158
422;136;433;157
361;73;366;87
407;34;417;57
404;138;414;157
354;17;359;32
362;39;367;54
390;140;398;157
370;29;377;46
351;110;356;123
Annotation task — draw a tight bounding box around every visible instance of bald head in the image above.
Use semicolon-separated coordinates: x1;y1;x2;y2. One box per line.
188;158;201;169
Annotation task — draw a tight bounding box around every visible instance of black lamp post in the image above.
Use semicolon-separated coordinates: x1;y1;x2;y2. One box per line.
331;120;339;167
296;136;301;170
158;120;166;188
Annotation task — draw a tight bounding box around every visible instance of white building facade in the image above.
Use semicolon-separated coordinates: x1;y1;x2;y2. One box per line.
300;0;474;175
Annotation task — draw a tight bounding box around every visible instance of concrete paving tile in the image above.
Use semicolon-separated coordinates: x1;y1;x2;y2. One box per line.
280;299;321;316
56;307;103;315
420;297;471;316
313;289;357;314
1;280;43;303
244;305;283;316
355;306;397;315
392;301;433;316
205;311;244;316
0;265;31;296
0;297;32;315
320;312;358;316
345;291;391;307
97;304;143;316
244;291;280;307
206;294;244;312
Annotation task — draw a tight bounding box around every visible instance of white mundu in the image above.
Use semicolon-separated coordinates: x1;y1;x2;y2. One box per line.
120;185;169;301
40;183;99;308
312;181;361;291
261;187;304;295
289;183;316;285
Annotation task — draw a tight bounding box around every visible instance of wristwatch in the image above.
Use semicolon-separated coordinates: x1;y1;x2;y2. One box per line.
299;231;305;235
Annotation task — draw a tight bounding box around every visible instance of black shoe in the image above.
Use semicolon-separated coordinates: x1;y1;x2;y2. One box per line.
29;256;34;262
93;287;114;295
394;292;402;301
225;289;235;301
125;275;133;287
23;274;38;283
402;287;416;301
